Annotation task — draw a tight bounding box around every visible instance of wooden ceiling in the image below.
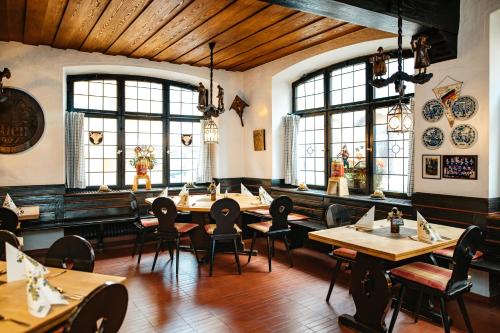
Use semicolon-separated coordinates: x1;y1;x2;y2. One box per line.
0;0;392;72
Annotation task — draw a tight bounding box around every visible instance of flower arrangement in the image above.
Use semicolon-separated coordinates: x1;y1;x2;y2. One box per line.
129;145;157;176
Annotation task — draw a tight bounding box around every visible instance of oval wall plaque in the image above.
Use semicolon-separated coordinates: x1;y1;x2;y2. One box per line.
0;88;45;153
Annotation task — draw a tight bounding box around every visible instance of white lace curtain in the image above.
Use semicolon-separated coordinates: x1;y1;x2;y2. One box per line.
283;114;300;186
65;112;86;188
196;119;215;183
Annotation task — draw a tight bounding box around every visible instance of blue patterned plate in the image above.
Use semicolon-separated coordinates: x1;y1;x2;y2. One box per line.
422;127;444;150
422;99;444;122
451;96;478;120
451;124;477;148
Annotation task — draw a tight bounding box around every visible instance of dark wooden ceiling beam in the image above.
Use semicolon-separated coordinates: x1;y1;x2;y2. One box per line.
0;0;27;42
153;0;268;62
194;12;322;68
172;5;297;65
130;0;234;59
263;0;459;62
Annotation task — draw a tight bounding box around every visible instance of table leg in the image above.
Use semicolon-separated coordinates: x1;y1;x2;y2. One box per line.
339;253;392;333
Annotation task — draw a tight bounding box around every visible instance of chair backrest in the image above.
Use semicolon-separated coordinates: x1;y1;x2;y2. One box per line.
325;204;351;228
0;207;18;232
45;235;95;272
447;225;483;291
151;197;178;234
269;195;293;231
210;198;240;235
130;193;140;221
63;282;128;333
0;230;20;260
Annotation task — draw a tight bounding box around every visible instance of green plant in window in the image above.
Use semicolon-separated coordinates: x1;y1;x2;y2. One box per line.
129;146;157;175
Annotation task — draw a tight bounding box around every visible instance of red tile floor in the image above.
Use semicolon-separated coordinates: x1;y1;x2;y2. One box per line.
93;239;498;333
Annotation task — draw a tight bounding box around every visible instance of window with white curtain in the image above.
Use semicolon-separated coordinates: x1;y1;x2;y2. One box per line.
297;115;325;186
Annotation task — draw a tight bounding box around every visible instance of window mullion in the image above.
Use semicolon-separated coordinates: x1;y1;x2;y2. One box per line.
164;82;170;186
117;79;125;189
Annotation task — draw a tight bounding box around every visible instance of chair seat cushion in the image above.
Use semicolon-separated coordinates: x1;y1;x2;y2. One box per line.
248;221;273;233
204;224;242;235
287;213;309;221
390;262;453;292
247;208;270;217
433;247;484;260
141;218;159;228
175;223;198;234
332;247;357;260
247;209;309;222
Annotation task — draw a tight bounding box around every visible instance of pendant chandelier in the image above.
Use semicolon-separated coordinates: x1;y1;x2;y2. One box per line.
370;0;433;133
198;42;225;143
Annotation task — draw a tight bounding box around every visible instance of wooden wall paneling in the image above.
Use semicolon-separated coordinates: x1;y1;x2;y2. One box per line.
130;0;234;59
231;23;364;71
172;5;296;65
81;0;152;53
53;0;112;49
24;0;68;45
194;12;321;67
153;0;269;62
216;17;344;69
106;0;191;56
0;0;27;41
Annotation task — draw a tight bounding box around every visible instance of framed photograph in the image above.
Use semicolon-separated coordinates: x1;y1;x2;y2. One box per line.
422;155;441;179
442;155;478;180
253;129;266;151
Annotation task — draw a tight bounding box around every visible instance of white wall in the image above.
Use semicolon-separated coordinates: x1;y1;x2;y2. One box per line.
489;9;500;198
0;42;244;186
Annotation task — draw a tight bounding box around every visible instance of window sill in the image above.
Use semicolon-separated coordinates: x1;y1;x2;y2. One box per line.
270;186;412;207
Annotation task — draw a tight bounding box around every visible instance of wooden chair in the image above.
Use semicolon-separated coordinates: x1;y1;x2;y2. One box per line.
63;282;128;333
130;194;159;264
247;195;294;272
205;198;242;276
0;207;18;233
150;197;199;274
45;235;95;272
0;230;20;260
325;204;355;302
389;225;482;333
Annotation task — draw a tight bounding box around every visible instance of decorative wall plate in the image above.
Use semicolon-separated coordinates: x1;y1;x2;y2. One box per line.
451;124;477;148
422;99;444;122
451;96;478;120
422;127;444;150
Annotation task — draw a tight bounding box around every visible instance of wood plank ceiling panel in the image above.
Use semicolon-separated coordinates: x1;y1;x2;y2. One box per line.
106;0;191;56
53;0;112;50
232;24;364;71
217;17;346;69
173;5;296;65
153;0;269;62
194;12;321;67
24;0;68;45
81;0;152;53
0;0;27;41
130;0;234;59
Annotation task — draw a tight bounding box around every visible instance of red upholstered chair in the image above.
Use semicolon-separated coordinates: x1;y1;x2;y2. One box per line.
247;195;294;272
246;208;309;222
131;194;159;264
45;235;95;272
325;204;354;302
205;198;242;276
150;197;199;274
388;225;482;333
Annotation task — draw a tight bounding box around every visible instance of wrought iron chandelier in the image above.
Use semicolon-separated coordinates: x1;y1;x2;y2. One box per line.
198;42;224;143
370;0;433;133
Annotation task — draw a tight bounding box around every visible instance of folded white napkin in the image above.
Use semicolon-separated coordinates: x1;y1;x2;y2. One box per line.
159;187;169;197
224;189;229;198
415;211;442;243
258;187;273;205
3;193;21;216
241;184;254;197
216;183;221;195
178;187;189;206
355;206;375;230
5;243;67;318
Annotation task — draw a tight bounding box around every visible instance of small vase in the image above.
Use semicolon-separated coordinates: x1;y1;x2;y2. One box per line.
136;158;149;176
391;221;400;234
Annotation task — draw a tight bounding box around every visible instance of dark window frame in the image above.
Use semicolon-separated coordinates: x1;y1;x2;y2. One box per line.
67;74;202;189
292;51;414;197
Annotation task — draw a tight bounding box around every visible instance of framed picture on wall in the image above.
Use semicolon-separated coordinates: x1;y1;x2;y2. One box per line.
422;155;441;179
442;155;478;180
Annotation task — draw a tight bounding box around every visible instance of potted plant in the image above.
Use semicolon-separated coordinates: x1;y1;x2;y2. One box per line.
129;146;157;176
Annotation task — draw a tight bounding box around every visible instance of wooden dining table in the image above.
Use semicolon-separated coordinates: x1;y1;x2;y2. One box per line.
145;193;270;251
0;261;125;333
309;219;465;333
